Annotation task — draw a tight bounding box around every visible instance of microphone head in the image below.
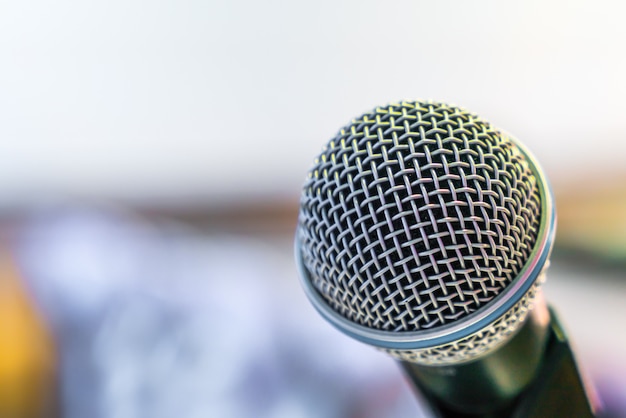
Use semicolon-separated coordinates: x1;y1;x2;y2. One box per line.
295;100;555;365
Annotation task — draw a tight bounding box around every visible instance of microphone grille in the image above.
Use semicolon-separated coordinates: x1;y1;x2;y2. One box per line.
298;100;542;333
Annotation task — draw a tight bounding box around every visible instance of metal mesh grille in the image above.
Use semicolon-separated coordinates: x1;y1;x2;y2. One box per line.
298;100;541;332
383;279;542;364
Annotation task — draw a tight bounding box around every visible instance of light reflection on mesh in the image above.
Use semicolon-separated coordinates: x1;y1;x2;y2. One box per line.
298;101;541;332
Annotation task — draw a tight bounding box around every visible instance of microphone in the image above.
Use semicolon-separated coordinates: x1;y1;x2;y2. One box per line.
294;101;595;416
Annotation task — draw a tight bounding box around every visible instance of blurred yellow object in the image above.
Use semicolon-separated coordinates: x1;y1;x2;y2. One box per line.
557;178;626;260
0;252;58;418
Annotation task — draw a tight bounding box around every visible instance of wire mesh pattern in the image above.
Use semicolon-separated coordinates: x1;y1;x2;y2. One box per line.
298;100;542;332
383;279;541;365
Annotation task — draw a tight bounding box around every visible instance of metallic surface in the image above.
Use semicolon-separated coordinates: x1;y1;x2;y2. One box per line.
383;273;545;365
401;295;551;415
295;100;555;364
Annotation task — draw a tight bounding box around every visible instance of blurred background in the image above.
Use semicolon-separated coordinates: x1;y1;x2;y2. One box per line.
1;0;626;417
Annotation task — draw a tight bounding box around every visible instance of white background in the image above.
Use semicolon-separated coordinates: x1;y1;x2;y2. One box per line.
1;0;626;206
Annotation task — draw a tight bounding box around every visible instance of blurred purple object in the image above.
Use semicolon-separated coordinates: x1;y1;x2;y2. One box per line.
16;207;425;418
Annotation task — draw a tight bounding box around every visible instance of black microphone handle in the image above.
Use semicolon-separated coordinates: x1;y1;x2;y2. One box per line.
400;303;597;417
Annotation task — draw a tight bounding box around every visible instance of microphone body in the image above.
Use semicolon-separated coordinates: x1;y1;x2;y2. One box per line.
294;101;596;416
402;298;550;415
